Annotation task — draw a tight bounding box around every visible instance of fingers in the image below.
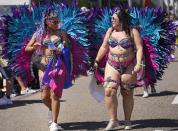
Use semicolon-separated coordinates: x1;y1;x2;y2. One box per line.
132;70;136;74
88;63;98;72
93;63;98;71
33;44;39;48
34;43;40;47
132;67;141;74
33;43;40;50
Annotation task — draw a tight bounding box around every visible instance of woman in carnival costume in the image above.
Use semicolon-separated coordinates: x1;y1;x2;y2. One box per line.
26;8;89;131
0;3;89;131
92;7;176;130
94;9;143;130
25;9;68;130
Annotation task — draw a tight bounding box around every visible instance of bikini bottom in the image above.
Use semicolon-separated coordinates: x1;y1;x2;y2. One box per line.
107;58;135;74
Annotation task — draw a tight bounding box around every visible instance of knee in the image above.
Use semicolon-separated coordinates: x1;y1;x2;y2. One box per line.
105;88;112;97
41;90;50;102
41;94;49;103
121;89;133;99
105;87;117;97
50;92;60;101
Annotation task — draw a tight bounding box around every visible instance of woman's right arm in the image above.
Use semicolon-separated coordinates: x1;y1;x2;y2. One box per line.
95;27;112;63
25;33;40;52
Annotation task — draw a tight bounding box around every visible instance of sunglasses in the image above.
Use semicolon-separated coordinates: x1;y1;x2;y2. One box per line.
47;19;59;24
47;16;59;22
111;16;118;21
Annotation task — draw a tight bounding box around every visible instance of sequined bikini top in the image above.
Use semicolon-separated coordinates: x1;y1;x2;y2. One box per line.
43;36;64;50
42;29;64;49
108;37;134;49
43;37;60;47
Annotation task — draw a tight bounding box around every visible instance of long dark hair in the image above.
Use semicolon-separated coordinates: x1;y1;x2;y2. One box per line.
114;9;131;36
44;8;60;30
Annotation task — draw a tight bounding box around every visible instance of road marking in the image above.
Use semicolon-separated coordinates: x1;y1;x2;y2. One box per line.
172;94;178;104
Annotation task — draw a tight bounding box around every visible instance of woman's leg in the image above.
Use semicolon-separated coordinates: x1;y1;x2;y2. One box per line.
121;88;134;130
50;91;60;123
6;78;13;98
121;89;134;122
16;76;27;91
104;63;121;130
1;78;13;105
41;87;51;110
120;66;136;129
150;84;156;94
142;84;149;98
39;70;51;110
104;63;120;121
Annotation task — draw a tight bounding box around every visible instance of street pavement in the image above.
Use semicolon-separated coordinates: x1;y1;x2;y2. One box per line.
0;50;178;131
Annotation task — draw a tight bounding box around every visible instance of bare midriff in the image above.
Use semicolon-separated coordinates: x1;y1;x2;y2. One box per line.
108;46;135;62
41;48;59;65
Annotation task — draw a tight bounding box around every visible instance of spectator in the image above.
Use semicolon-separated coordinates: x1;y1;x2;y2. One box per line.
0;58;13;105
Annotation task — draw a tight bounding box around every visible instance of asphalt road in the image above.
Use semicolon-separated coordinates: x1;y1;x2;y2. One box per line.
0;50;178;131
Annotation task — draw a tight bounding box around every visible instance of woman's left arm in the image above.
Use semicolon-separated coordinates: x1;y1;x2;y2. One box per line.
132;28;143;72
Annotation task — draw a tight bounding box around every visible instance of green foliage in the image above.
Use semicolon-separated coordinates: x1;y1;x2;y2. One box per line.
78;0;90;8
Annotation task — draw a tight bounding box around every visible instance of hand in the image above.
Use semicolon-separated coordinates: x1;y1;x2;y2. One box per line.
93;60;99;71
56;49;62;54
132;64;141;74
33;43;40;50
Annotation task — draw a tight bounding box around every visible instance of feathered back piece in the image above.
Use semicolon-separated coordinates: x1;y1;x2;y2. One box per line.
130;7;176;86
92;7;177;86
94;8;112;45
0;2;90;84
0;5;46;83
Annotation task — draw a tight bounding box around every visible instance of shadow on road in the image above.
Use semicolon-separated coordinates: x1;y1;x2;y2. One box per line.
60;121;117;130
0;100;42;109
171;129;178;131
132;119;178;130
0;99;66;109
60;119;178;130
135;90;178;97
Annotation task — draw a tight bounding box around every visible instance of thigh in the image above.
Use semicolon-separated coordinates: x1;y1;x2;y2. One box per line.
50;90;60;100
39;69;51;99
104;63;121;88
120;65;135;94
121;64;137;85
41;86;50;100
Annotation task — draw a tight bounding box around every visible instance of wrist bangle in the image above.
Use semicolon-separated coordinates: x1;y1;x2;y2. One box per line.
138;63;145;67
